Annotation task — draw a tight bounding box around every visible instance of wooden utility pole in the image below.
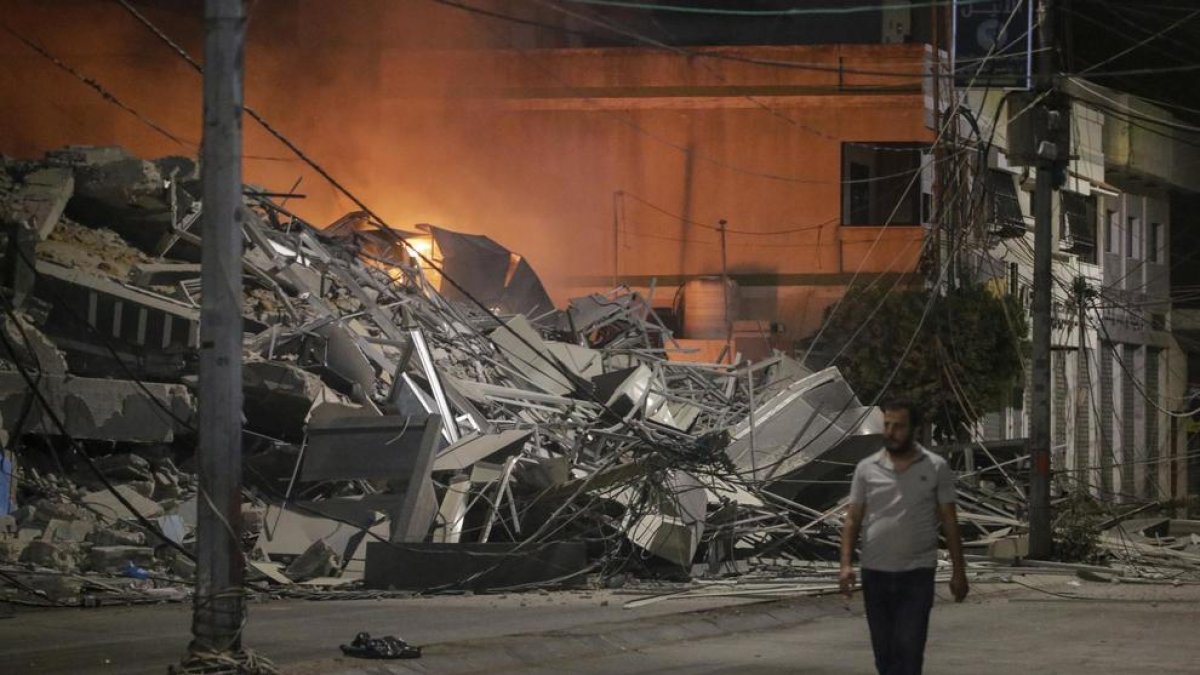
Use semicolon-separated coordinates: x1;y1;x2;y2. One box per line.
1028;0;1057;559
191;0;247;657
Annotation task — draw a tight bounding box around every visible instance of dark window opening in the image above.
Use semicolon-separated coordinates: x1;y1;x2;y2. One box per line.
987;170;1026;238
1060;191;1097;263
1149;222;1163;263
1105;209;1119;253
1127;216;1142;259
841;143;926;226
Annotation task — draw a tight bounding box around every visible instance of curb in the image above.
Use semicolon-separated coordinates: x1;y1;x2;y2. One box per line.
288;594;854;674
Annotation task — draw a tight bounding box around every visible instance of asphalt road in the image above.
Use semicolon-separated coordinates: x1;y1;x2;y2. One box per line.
513;580;1200;674
0;589;756;674
3;576;1198;674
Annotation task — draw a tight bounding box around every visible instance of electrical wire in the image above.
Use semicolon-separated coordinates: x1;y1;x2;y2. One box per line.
0;22;189;148
558;0;978;18
425;0;1036;81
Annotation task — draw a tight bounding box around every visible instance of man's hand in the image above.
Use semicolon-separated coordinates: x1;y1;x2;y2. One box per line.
839;566;857;597
949;569;969;602
938;503;968;603
839;503;864;598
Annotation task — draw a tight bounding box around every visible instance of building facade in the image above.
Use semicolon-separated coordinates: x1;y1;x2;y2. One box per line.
970;81;1200;504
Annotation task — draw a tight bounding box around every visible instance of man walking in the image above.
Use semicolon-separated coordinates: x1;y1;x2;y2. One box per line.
839;400;968;675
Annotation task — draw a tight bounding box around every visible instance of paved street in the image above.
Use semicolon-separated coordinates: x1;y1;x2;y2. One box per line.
0;590;757;674
514;579;1200;675
2;576;1198;674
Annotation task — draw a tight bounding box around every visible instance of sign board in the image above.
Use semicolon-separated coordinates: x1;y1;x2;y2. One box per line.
952;0;1034;89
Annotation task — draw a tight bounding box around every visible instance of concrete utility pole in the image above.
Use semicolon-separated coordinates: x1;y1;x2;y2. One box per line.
191;0;247;657
1028;0;1057;559
718;219;732;362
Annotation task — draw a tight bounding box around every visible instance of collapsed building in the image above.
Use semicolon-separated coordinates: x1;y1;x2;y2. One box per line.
0;147;1192;608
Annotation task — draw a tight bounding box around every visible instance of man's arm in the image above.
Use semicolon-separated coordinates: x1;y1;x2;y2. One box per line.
938;503;969;602
839;502;864;597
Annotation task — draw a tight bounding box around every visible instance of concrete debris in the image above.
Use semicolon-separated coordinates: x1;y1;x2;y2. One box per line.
0;372;194;443
0;167;73;240
283;539;338;582
82;485;165;521
0;145;1126;607
20;540;77;573
88;545;155;573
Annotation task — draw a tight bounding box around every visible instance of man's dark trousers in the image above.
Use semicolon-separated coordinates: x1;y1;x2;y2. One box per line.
861;567;936;675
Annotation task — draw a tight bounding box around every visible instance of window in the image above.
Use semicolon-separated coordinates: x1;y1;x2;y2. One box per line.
1149;222;1163;263
841;143;926;226
988;170;1025;237
1127;216;1142;259
1060;192;1097;263
1106;210;1119;253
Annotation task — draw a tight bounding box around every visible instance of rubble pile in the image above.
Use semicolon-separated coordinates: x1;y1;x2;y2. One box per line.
5;145;1177;607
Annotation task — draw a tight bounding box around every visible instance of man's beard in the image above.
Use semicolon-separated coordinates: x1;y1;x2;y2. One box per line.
885;439;913;455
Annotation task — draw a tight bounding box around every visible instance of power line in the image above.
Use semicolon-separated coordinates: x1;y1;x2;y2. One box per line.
557;0;979;17
1075;6;1200;77
0;22;189;148
530;0;921;149
425;0;1035;81
621;191;836;234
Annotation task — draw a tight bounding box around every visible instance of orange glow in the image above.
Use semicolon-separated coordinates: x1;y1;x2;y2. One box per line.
404;236;433;260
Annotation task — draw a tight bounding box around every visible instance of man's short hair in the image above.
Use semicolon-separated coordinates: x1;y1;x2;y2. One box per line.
880;399;923;428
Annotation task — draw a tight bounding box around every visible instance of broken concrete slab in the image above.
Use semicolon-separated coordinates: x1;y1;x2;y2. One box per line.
25;500;90;528
433;429;531;473
364;541;588;591
88;545;155;572
0;312;68;374
248;560;293;585
283;539;338;582
724;367;882;505
66;154;184;254
0;539;27;564
491;315;575;395
625;470;707;569
130;262;203;288
91;453;155;483
301;413;442;482
88;527;147;547
543;341;603;381
10;167;74;240
81;485;165;521
45;145;133;167
35;260;201;353
243;360;342;442
258;504;384;573
20;540;77;572
0;371;194;443
41;518;94;544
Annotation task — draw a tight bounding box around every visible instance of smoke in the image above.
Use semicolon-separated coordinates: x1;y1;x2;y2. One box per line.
0;1;886;316
0;1;624;300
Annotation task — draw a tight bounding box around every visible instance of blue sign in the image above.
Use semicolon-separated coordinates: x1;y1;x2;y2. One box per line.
953;0;1034;90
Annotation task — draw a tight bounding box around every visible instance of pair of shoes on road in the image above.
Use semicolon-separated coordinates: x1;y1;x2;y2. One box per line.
340;631;422;660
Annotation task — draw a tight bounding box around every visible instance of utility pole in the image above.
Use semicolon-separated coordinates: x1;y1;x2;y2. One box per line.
1028;0;1057;559
612;190;621;287
191;0;247;659
718;219;732;362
